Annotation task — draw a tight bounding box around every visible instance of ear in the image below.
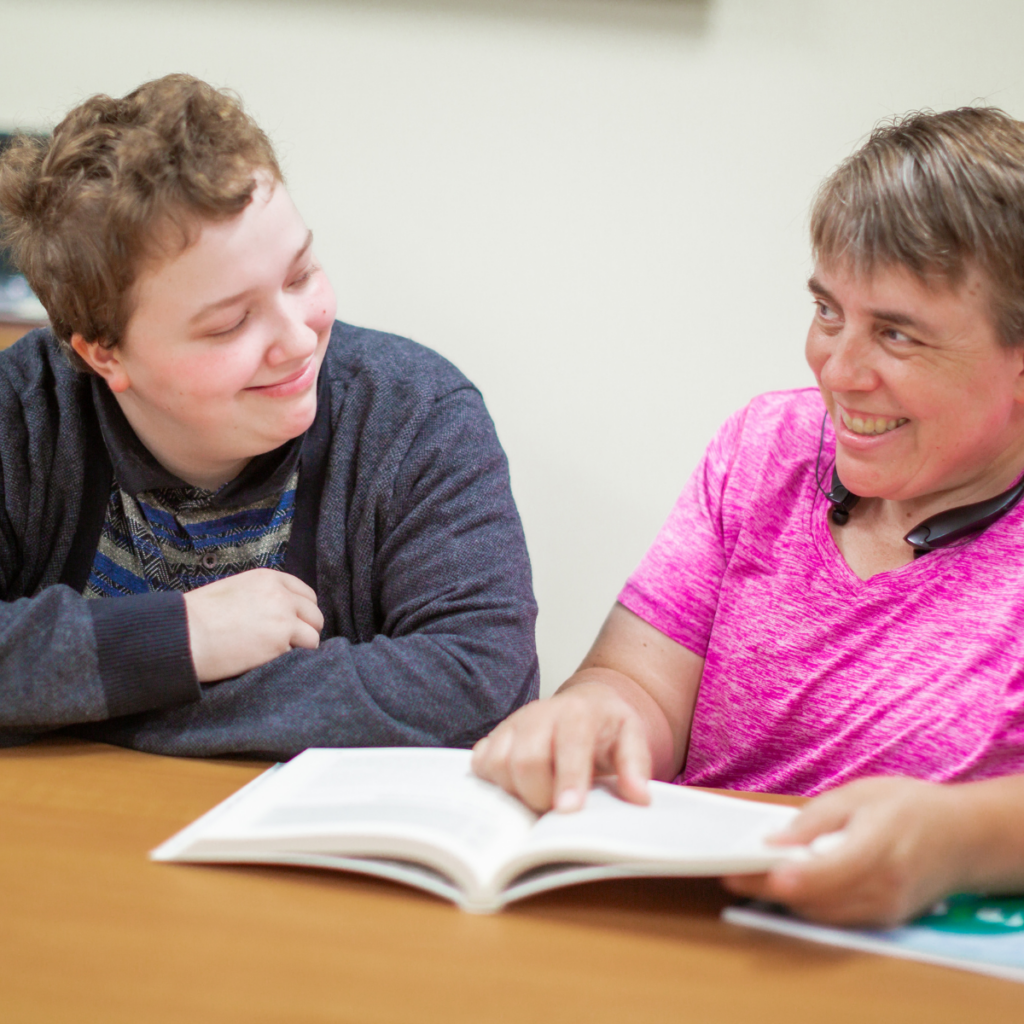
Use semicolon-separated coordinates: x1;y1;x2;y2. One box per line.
70;334;131;393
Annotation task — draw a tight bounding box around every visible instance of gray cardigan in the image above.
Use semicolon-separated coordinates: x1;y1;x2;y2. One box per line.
0;322;538;757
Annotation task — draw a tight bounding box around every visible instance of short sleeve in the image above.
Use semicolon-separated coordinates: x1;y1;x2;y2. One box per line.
618;406;748;657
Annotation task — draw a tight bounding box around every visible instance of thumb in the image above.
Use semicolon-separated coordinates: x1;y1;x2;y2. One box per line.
769;791;854;846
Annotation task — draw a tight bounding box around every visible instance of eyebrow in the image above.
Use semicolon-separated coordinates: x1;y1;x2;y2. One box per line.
189;230;315;325
806;276;925;331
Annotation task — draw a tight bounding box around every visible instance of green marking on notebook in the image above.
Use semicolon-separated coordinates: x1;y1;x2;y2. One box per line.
916;894;1024;935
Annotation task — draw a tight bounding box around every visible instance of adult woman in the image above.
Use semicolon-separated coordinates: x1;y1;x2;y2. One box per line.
474;107;1024;925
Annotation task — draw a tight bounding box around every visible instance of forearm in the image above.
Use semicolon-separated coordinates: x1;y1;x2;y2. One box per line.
0;586;198;732
74;625;538;757
0;590;104;729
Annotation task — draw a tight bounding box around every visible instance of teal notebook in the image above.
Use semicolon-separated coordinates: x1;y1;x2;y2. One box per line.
723;894;1024;983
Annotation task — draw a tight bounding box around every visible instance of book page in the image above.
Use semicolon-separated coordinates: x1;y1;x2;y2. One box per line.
493;780;799;890
165;748;537;896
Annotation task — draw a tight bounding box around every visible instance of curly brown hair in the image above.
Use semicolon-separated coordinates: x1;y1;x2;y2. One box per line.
0;74;281;371
811;106;1024;347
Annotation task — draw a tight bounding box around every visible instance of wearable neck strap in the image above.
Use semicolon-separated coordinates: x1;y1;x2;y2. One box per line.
826;468;860;526
827;467;1024;554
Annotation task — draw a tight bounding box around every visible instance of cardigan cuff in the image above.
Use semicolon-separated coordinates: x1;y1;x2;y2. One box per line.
88;592;201;718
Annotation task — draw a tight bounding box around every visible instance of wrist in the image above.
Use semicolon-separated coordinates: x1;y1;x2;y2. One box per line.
932;784;987;892
555;670;653;723
182;590;214;683
951;778;1024;893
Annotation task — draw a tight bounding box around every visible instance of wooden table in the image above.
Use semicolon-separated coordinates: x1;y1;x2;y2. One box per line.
1;739;1021;1023
0;319;42;351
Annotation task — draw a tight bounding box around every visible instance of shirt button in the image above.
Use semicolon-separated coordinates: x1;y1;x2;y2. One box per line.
201;552;218;570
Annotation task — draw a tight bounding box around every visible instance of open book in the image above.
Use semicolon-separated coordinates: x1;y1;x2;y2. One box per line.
152;747;804;913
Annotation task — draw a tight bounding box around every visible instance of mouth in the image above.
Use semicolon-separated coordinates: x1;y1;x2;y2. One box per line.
838;408;909;437
246;358;316;396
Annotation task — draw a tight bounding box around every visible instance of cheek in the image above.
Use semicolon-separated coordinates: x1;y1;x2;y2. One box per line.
898;368;1012;460
909;361;1003;423
158;346;261;402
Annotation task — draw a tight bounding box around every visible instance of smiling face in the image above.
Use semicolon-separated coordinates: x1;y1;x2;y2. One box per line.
805;261;1024;512
72;177;336;489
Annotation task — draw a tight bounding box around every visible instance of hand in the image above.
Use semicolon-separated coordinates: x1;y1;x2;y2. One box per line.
471;680;653;813
183;568;324;683
722;776;971;927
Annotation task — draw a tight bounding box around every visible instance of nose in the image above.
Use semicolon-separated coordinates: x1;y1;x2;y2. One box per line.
816;327;879;395
265;301;318;367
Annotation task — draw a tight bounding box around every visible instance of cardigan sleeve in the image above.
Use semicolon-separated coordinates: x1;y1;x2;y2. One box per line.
0;333;200;746
0;587;200;745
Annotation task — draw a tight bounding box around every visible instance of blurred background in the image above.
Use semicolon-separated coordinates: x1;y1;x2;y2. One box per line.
1;0;1022;692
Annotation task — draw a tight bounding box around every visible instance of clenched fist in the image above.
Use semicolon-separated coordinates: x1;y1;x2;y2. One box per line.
183;568;324;683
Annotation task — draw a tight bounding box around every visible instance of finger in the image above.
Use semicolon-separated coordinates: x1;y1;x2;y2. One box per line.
723;862;868;924
755;829;876;908
471;725;503;778
722;873;772;899
275;571;320;604
770;790;857;845
508;716;558;813
294;596;325;634
474;721;516;793
611;716;652;806
780;874;924;927
551;711;600;813
470;734;490;769
784;892;908;928
289;621;322;651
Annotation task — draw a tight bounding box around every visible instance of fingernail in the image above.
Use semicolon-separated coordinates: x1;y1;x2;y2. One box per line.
628;777;651;803
555;789;582;812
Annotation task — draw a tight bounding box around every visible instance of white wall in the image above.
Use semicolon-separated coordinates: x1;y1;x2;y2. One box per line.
2;0;1023;692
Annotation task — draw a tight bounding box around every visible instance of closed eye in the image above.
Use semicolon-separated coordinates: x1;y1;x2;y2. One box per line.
289;263;320;289
208;312;249;337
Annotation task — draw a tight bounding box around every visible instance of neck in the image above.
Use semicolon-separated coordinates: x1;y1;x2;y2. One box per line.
114;393;251;491
154;453;252;492
826;428;1024;579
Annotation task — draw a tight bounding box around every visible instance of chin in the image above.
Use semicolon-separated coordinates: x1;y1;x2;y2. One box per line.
836;468;914;501
833;457;889;499
277;403;318;445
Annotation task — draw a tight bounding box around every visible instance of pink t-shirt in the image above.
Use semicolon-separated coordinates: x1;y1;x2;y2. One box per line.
619;388;1024;796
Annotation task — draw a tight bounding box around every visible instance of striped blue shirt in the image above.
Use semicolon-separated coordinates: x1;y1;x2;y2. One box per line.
85;381;302;599
84;472;298;598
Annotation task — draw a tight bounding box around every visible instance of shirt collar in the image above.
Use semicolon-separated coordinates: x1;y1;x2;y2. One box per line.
91;376;304;506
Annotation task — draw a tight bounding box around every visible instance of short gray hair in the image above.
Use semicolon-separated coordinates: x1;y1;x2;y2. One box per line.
811;106;1024;347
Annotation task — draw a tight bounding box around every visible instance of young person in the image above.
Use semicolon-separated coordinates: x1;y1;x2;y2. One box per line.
0;74;538;756
474;107;1024;925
